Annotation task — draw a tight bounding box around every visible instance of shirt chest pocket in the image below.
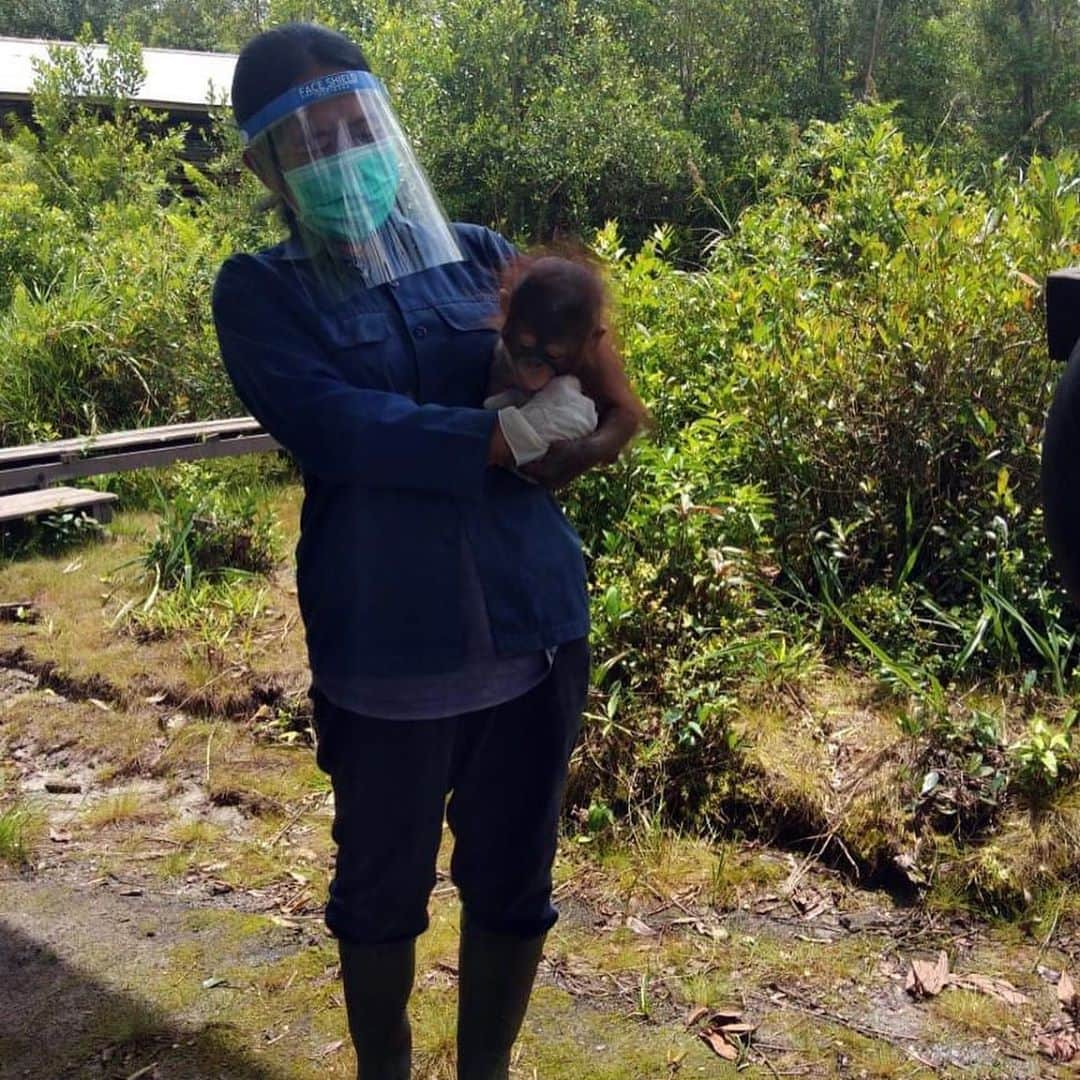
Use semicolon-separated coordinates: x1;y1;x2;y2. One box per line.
421;299;498;406
325;312;414;396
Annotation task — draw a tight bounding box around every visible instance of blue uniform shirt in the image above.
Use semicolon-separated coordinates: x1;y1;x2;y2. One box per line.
212;223;590;686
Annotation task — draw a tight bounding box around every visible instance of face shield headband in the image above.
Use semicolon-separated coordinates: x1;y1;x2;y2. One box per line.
240;70;462;287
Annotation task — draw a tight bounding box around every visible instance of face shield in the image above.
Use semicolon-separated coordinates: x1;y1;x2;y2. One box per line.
240;70;462;286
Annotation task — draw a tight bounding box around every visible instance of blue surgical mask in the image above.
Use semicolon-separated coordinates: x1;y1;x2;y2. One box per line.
284;140;402;243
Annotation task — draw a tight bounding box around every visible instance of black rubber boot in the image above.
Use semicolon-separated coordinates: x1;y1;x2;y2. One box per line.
338;937;415;1080
456;913;546;1080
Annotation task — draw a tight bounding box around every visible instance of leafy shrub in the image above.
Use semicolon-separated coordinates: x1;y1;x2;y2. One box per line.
0;36;273;447
0;508;106;560
1010;715;1077;795
912;708;1009;840
141;465;281;593
598;106;1079;687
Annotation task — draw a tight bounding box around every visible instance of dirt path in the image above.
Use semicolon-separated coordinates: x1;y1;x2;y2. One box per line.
2;660;1073;1079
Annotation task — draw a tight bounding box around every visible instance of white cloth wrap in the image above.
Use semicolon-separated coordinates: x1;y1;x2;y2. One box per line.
492;375;598;466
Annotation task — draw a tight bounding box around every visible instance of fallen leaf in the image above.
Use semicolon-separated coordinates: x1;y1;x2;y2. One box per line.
287;870;309;885
905;951;949;998
950;973;1029;1006
626;915;657;936
201;976;227;989
698;1029;738;1061
124;1064;158;1080
1037;1029;1080;1063
270;916;300;930
1058;971;1078;1012
144;691;168;705
48;828;72;843
706;1010;744;1027
87;698;112;712
695;1009;756;1062
316;1039;344;1058
684;1005;710;1029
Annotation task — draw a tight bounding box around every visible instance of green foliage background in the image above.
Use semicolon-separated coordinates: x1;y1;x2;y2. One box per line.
1;15;1080;858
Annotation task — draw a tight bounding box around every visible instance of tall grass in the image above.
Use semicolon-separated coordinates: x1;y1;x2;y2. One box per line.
0;803;44;867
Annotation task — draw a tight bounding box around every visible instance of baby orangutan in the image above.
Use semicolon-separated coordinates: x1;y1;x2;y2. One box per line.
484;255;646;476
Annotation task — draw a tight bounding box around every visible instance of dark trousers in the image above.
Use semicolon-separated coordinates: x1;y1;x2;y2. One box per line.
311;638;589;944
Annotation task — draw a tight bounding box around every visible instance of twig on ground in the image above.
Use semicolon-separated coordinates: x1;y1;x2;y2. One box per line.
124;1064;158;1080
752;1047;787;1079
642;876;696;917
204;722;218;787
265;793;323;848
766;982;925;1045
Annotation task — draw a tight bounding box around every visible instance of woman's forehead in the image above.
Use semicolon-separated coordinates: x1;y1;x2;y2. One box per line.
306;93;368;132
277;92;370;144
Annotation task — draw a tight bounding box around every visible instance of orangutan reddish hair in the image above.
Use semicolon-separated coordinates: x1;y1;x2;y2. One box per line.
488;254;647;458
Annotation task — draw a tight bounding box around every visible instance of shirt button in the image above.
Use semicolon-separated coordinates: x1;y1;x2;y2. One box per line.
413;325;427;339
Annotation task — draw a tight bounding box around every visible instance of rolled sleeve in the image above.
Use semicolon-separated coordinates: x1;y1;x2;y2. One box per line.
212;257;498;499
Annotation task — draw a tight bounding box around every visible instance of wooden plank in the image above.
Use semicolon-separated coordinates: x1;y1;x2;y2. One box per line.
0;417;265;466
0;433;281;493
0;487;118;525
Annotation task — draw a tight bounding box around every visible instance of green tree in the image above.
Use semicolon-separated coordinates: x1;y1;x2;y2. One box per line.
351;0;699;243
971;0;1080;155
0;0;129;39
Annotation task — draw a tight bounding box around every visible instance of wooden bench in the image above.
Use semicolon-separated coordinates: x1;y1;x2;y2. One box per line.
0;486;119;525
0;417;280;532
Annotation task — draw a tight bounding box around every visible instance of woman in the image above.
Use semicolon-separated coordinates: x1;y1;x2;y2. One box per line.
213;23;639;1080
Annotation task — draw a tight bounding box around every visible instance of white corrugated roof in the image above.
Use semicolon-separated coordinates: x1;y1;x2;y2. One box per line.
0;36;236;111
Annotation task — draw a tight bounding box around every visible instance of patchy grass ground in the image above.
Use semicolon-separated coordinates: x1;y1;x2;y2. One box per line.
3;488;1080;1078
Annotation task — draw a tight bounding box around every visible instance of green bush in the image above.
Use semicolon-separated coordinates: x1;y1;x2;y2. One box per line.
596;107;1079;685
141;465;281;592
1010;715;1077;795
0;36;273;446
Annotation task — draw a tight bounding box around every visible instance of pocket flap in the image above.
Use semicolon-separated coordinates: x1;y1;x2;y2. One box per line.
327;312;391;348
433;299;497;332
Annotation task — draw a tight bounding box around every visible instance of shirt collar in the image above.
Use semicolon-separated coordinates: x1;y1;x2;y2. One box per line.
280;233;310;261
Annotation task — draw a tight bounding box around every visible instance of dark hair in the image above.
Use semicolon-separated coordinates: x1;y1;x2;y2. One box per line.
232;22;369;127
506;256;608;344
